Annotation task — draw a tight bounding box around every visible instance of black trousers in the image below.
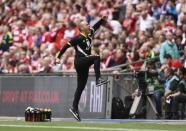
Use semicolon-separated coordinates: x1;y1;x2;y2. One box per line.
72;55;101;110
172;94;186;113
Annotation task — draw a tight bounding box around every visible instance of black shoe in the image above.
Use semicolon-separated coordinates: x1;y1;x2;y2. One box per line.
96;77;109;86
69;108;81;121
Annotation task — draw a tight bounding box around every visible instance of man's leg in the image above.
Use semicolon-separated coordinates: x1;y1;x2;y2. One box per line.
84;55;101;79
87;55;109;85
153;90;164;116
72;68;89;111
70;61;89;121
76;56;108;86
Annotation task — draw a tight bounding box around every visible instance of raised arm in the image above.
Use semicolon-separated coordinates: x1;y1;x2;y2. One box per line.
55;42;71;60
55;37;79;62
90;16;108;33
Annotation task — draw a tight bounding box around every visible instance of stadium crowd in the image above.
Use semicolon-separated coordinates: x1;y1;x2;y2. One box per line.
0;0;185;73
0;0;186;119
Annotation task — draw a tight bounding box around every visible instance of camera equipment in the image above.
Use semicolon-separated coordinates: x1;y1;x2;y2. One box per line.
129;70;159;118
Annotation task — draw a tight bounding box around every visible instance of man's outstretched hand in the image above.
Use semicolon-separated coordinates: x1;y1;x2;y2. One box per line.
102;16;108;21
101;16;108;25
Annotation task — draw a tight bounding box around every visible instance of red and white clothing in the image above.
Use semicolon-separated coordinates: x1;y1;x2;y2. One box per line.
12;26;28;45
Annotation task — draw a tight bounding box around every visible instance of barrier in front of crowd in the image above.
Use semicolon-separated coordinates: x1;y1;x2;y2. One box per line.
0;72;156;119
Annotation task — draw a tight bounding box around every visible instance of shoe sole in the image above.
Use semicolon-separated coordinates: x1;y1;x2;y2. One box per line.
96;80;110;86
69;109;81;122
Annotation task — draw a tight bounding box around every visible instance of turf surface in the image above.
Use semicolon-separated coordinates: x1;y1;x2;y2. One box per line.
0;120;186;131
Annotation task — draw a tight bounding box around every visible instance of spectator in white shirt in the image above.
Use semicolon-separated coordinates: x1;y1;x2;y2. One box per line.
137;3;156;31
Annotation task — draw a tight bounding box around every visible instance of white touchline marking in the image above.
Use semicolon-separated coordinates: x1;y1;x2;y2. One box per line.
0;124;170;131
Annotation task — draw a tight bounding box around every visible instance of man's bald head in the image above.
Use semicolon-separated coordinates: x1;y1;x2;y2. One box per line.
79;20;90;34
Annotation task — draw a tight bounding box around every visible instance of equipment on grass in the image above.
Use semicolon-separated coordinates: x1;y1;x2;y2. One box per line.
25;107;52;122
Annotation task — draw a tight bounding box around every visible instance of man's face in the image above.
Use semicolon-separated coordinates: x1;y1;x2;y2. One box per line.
166;32;173;41
163;58;171;65
80;21;90;33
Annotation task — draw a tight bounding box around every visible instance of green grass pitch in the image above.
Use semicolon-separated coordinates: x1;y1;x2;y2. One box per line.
0;120;186;131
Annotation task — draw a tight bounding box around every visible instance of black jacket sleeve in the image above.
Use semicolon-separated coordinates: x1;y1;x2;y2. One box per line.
90;19;106;34
56;36;80;59
56;43;71;59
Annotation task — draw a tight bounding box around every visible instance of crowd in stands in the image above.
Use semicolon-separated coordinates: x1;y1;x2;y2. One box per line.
0;0;185;73
0;0;185;119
